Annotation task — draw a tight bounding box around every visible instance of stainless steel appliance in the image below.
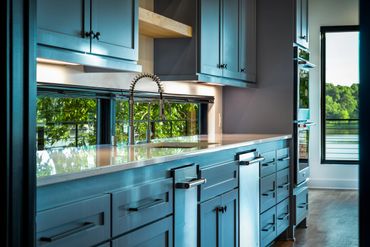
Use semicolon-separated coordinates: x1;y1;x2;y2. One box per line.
293;46;315;185
237;150;265;247
293;45;315;227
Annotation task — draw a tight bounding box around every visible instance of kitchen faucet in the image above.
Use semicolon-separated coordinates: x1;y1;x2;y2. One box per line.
128;73;165;145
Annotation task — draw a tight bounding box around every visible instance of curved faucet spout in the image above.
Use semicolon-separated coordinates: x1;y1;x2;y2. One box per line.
128;73;166;145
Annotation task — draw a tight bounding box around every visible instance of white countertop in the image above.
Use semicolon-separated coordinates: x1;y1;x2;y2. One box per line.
37;134;291;186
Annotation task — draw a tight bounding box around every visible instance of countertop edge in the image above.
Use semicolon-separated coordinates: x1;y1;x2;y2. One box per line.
37;134;291;187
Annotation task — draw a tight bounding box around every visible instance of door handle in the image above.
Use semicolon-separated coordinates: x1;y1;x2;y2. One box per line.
39;222;95;242
128;198;165;212
176;178;207;189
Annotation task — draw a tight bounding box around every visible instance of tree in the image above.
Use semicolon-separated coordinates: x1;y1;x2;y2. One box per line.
325;83;358;119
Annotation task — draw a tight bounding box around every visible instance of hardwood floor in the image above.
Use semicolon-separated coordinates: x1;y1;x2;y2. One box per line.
274;189;359;247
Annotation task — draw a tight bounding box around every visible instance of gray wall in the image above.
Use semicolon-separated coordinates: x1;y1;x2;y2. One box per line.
223;0;294;135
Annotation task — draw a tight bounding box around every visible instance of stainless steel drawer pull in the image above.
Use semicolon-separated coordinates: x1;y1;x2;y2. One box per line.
40;222;95;242
239;157;265;166
262;223;275;232
278;157;290;162
278;183;290;189
278;213;289;220
128;198;165;212
176;178;207;189
298;203;308;208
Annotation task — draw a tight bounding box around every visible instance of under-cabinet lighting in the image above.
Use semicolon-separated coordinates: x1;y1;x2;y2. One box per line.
37;58;79;66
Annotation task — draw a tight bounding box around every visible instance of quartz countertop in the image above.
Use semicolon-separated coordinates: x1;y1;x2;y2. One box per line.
37;134;291;186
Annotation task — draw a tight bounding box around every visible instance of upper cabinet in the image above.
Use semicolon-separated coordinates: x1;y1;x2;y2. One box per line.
199;0;256;85
37;0;141;71
295;0;309;48
153;0;256;87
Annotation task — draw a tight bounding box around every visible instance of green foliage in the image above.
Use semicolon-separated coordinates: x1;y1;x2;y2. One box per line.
37;96;97;149
325;83;359;119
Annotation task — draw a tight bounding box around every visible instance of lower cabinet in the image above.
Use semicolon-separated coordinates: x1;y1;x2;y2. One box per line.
112;216;173;247
276;198;290;236
260;206;277;247
199;189;238;247
36;194;111;247
295;186;308;226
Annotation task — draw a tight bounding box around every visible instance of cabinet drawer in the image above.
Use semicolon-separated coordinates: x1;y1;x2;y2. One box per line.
277;148;290;171
112;216;173;247
295;187;308;225
260;206;277;247
260;151;276;177
276;168;290;203
36;194;110;247
276;198;290;236
112;178;173;237
260;174;276;213
199;161;238;202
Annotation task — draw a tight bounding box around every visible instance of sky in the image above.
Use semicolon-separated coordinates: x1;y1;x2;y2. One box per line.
325;31;359;86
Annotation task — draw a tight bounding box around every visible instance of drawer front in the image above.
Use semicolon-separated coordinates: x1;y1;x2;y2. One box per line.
295;187;308;225
276;168;290;203
112;216;173;247
112;178;173;237
36;194;111;247
260;206;277;247
260;174;276;213
260;151;276;177
277;148;290;171
276;198;290;236
297;167;310;184
199;161;238;202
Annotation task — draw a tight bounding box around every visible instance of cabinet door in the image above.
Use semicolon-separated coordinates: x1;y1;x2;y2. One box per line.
112;216;173;247
91;0;138;60
239;0;256;82
295;0;309;48
221;0;242;80
221;189;238;247
199;196;222;247
200;0;222;77
37;0;90;53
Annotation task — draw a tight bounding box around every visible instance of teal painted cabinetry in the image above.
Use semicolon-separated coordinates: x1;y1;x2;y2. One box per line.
295;0;309;48
37;0;140;71
199;0;256;85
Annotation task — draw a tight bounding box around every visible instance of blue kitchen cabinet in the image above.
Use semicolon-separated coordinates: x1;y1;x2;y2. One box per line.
37;0;140;71
199;189;239;247
112;216;173;247
295;0;309;48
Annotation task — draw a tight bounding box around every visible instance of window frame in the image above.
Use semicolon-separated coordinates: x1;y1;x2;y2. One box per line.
320;25;360;164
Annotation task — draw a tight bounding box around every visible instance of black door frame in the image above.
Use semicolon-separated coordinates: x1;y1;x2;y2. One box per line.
2;0;36;246
360;0;370;246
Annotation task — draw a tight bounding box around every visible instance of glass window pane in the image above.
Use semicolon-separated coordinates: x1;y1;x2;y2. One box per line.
324;30;359;161
36;96;97;150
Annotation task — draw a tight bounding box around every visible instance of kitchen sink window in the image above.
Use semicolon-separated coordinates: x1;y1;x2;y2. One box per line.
115;99;200;144
321;26;359;163
37;96;97;150
36;86;204;150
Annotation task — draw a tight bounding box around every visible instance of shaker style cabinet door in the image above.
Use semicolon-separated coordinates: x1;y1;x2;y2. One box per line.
295;0;309;48
199;0;222;77
37;0;90;53
91;0;139;60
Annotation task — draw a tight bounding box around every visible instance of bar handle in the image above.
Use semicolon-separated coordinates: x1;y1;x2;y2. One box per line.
278;183;290;189
262;223;275;232
39;222;95;242
262;159;276;167
176;178;207;189
278;213;289;221
128;198;165;212
278;157;290;162
298;203;308;208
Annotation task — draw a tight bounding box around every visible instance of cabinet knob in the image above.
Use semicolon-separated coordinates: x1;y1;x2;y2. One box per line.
85;31;94;38
94;32;101;41
241;68;246;73
218;64;227;69
300;35;307;39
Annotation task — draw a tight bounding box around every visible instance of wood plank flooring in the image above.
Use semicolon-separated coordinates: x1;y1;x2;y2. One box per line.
274;189;358;247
